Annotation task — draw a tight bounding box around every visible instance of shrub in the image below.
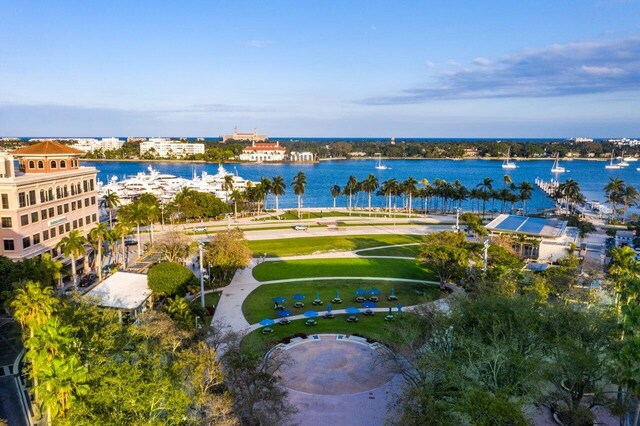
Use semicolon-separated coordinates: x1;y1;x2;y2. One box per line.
147;262;197;296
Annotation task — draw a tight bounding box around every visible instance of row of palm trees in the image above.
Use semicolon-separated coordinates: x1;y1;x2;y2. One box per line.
603;177;639;223
329;175;534;217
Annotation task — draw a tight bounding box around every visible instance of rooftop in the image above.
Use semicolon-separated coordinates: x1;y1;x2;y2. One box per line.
84;272;152;310
485;214;567;238
11;141;84;156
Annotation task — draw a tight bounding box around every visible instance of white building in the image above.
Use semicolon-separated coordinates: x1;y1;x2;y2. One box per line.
239;141;286;162
223;128;268;143
71;137;125;153
289;151;315;162
140;138;205;158
84;272;153;322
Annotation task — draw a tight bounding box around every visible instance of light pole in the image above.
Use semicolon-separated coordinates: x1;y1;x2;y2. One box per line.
199;243;205;308
483;238;490;272
454;207;461;233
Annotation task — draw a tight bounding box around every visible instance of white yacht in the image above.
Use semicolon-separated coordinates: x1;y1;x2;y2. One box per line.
501;147;517;169
374;154;389;170
550;153;566;173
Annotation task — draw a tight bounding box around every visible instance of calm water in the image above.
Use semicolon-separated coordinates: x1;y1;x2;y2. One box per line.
86;159;640;212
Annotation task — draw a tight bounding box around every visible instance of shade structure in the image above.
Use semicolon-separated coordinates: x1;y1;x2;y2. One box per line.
369;288;381;295
354;289;367;296
292;294;306;301
303;310;318;318
272;297;286;303
277;310;292;318
327;304;332;313
259;318;275;326
362;301;377;308
345;307;361;314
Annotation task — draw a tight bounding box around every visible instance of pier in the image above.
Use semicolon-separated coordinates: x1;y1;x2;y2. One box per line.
534;177;559;198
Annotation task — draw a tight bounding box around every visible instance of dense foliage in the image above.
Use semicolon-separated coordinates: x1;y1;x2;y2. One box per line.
147;262;197;296
204;229;252;282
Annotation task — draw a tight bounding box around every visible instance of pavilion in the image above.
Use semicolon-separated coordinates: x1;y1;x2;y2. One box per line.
84;272;153;322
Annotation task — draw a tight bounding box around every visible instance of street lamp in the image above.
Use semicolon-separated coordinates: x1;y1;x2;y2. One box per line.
482;238;490;272
199;243;205;309
453;207;462;233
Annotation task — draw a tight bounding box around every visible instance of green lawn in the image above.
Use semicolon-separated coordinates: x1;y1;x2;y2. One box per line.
203;291;221;308
258;210;419;221
248;234;424;257
252;258;435;282
357;244;421;258
242;279;442;324
242;314;407;351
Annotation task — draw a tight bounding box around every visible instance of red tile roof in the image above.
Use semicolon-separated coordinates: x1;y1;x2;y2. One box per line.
11;141;84;156
243;144;285;152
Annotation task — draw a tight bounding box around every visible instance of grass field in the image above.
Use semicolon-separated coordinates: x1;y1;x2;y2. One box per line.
241;279;442;324
252;258;435;282
242;314;407;350
357;244;421;258
248;234;424;257
258;210;419;221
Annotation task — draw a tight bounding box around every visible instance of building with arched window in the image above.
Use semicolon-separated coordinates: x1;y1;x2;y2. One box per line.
0;141;99;261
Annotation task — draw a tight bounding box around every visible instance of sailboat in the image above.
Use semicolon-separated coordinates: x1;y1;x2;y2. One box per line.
618;152;629;167
550;153;566;173
605;151;622;169
501;147;517;169
374;154;389;170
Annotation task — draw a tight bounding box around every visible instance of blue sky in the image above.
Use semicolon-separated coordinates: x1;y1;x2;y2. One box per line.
1;0;640;137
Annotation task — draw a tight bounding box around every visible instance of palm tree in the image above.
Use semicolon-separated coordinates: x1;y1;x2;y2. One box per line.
518;181;533;214
222;174;234;202
113;221;132;266
139;193;160;245
620;184;639;223
271;176;286;211
378;179;399;212
343;176;358;215
291;171;307;219
230;189;244;220
400;177;418;214
360;174;379;213
604;177;625;221
56;230;87;287
119;201;148;257
101;190;120;224
476;178;493;218
330;184;341;209
557;179;583;214
260;177;272;210
89;222;113;282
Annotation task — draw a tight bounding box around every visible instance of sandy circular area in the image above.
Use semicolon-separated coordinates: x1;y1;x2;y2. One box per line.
275;336;396;395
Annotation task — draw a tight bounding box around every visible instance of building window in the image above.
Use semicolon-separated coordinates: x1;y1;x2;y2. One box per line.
83;181;88;192
43;230;49;241
33;233;40;245
84;198;89;207
40;189;46;203
31;212;38;223
28;160;35;169
72;220;78;229
41;209;48;220
1;217;11;228
71;185;75;196
90;179;94;191
60;160;66;168
51;161;57;169
71;201;76;211
92;213;97;223
18;192;26;208
3;239;14;251
38;160;44;169
85;215;90;224
76;183;81;194
48;207;54;218
79;217;83;227
48;188;53;200
63;186;68;198
56;187;61;199
64;203;69;213
65;223;70;232
57;206;63;215
50;227;56;238
58;225;64;235
20;214;28;226
29;190;36;205
91;196;96;205
1;194;8;209
22;237;30;249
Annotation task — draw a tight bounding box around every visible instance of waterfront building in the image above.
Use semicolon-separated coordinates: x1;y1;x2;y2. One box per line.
239;141;286;162
289;151;315;162
139;138;205;158
71;137;125;153
0;141;99;261
485;214;578;262
223;127;268;143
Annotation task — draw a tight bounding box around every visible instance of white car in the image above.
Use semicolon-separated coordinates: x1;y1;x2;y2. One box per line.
293;225;308;231
194;226;207;232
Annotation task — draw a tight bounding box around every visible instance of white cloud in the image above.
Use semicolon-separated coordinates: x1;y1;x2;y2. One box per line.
247;40;271;48
425;61;435;68
473;57;492;66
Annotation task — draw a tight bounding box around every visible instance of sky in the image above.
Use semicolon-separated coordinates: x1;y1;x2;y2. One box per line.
1;0;640;137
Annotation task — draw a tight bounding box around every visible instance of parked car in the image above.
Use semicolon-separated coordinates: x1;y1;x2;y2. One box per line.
293;225;308;231
194;226;207;232
79;273;97;288
124;238;138;246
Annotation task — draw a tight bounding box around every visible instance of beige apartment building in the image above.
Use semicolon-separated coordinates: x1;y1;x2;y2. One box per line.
0;141;99;261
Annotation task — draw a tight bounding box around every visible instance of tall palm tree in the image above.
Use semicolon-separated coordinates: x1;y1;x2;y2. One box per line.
604;177;625;221
113;220;132;266
330;184;341;209
343;176;358;215
230;189;245;220
557;179;583;214
222;174;234;202
89;222;113;282
401;177;418;215
260;177;272;210
518;181;533;214
620;184;639;223
291;171;307;219
101;190;120;224
476;177;493;218
119;201;148;257
360;174;379;213
378;179;399;211
56;230;87;287
271;175;286;211
139;193;160;245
